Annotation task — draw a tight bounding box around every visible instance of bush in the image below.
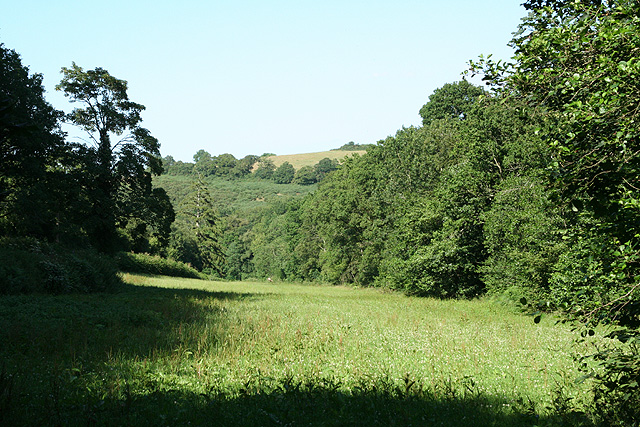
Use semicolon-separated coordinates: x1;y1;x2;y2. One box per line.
480;175;564;301
0;238;122;294
590;330;640;426
114;252;206;279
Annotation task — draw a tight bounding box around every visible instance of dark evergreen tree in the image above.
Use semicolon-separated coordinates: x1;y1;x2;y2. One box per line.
173;175;225;274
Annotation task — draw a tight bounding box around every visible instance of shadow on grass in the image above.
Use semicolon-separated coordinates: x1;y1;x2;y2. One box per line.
0;280;266;363
14;383;593;427
0;282;593;426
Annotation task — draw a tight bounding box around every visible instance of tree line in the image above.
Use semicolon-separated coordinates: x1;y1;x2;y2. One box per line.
163;150;340;186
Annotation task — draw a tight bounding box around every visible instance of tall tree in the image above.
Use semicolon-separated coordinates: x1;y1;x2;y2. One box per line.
175;175;225;274
0;43;67;239
57;63;164;252
419;80;485;126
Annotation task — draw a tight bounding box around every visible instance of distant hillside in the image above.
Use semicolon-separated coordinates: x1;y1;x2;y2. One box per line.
264;150;367;170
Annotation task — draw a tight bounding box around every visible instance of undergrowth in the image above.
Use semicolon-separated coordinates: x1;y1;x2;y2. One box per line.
114;252;206;279
0;237;121;294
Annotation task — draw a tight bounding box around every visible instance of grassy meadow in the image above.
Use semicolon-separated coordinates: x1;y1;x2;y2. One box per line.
0;275;600;426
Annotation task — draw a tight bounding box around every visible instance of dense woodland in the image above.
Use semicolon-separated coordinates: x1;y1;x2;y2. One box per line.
1;0;639;423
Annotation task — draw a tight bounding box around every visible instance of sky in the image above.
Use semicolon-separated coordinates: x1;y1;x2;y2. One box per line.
2;1;527;162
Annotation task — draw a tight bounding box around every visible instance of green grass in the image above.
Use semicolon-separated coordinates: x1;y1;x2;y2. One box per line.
0;275;600;426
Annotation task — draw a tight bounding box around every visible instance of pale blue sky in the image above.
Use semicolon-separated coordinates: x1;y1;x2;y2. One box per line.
3;1;526;161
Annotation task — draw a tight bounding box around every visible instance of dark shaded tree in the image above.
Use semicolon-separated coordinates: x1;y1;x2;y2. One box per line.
0;43;67;240
57;63;166;252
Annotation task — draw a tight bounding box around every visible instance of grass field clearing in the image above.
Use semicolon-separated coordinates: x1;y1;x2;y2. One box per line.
0;275;600;425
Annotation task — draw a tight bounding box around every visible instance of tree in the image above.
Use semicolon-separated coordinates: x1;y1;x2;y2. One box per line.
0;43;67;240
230;154;259;178
314;157;339;182
419;80;485;126
472;1;640;421
192;149;215;176
114;144;175;253
175;175;225;274
57;63;165;252
254;158;276;180
214;153;238;177
273;162;295;184
476;0;640;311
163;156;194;175
293;166;317;185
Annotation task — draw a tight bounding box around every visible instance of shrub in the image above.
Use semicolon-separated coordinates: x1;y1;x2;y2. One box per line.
590;330;640;426
114;252;205;279
0;237;122;294
480;175;565;302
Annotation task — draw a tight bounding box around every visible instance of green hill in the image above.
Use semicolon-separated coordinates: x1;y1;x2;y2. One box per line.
264;149;367;170
153;175;316;217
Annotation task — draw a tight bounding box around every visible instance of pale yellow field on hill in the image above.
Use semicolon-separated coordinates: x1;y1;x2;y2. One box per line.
265;150;368;170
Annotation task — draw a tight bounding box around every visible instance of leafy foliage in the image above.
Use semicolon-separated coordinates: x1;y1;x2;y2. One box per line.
57;63;170;253
272;161;295;184
471;0;640;422
114;251;205;279
0;237;122;294
254;158;276;180
0;43;67;240
419;80;485;126
292;165;317;185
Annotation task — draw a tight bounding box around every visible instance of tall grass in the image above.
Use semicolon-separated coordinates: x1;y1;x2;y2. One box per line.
0;275;600;425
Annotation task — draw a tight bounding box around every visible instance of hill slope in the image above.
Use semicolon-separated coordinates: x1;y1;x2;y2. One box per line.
265;149;367;170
